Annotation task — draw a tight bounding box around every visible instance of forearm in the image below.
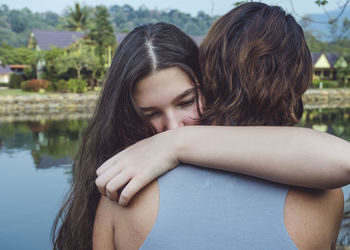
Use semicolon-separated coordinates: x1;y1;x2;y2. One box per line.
173;126;350;189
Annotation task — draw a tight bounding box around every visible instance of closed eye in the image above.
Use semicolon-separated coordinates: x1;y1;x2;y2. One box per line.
178;97;195;108
145;111;160;119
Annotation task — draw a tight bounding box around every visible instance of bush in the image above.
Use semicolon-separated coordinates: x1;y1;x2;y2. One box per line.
20;80;28;90
47;81;56;91
21;79;48;92
67;79;87;93
9;74;24;89
311;79;340;88
0;82;9;87
55;79;69;92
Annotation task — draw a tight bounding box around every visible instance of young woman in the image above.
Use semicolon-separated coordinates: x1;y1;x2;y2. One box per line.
54;21;348;250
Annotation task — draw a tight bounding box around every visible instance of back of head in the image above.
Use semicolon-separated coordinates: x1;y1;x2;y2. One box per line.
52;22;200;250
199;2;312;126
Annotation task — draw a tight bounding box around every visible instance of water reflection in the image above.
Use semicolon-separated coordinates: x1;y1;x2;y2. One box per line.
0;108;349;248
0;119;87;170
301;108;350;141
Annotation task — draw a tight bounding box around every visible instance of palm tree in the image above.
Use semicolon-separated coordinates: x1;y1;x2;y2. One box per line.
64;3;90;32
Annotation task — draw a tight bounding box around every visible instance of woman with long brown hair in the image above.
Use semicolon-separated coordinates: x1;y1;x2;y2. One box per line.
54;15;348;250
93;3;347;250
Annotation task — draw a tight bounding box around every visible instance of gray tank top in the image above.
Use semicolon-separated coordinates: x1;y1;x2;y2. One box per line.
140;165;297;250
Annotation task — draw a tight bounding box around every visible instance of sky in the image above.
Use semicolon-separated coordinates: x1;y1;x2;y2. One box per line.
0;0;347;17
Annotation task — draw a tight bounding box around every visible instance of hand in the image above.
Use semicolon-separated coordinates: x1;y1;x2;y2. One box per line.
95;130;180;206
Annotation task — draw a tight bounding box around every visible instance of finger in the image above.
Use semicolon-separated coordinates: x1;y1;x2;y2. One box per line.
105;172;131;201
119;177;147;207
96;156;118;176
95;166;122;196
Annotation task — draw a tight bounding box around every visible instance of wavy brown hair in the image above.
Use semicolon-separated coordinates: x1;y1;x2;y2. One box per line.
52;23;201;250
199;2;312;126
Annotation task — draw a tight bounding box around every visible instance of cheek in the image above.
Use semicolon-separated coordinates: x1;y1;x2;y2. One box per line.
182;106;200;125
149;119;163;134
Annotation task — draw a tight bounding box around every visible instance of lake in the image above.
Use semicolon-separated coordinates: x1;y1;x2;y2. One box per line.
0;109;349;249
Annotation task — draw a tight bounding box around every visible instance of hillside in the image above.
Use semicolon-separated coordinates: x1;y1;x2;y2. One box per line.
301;8;350;40
0;4;217;48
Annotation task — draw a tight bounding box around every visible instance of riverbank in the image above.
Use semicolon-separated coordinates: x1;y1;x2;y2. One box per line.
303;89;350;109
0;89;350;118
0;93;98;115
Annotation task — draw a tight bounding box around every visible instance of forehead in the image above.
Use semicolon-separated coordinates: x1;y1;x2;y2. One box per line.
133;67;194;108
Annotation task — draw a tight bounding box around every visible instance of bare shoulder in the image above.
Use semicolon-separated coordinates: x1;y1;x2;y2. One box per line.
93;180;159;250
93;195;116;250
285;187;344;250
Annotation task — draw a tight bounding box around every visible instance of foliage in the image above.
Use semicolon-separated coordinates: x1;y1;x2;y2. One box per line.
67;78;88;93
0;46;37;65
55;79;69;92
9;73;24;88
1;2;350;47
63;3;91;32
234;1;248;6
0;4;64;47
109;4;217;36
89;5;116;69
42;46;65;81
311;79;341;88
47;81;56;91
336;54;350;86
304;31;350;54
21;79;48;92
315;0;328;6
55;52;88;79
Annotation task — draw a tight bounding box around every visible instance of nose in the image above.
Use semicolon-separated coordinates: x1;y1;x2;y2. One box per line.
164;111;184;131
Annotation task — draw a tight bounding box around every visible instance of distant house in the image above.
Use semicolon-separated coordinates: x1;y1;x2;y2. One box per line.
0;61;12;84
9;65;30;74
28;30;120;74
312;52;348;81
27;30;205;77
28;30;85;51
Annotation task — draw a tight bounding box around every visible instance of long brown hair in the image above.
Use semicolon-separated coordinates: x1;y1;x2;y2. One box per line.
52;23;201;250
200;2;312;126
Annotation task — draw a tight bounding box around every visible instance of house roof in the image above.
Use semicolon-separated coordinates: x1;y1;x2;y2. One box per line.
0;65;12;75
324;53;339;67
10;65;30;69
311;52;322;66
32;30;85;50
311;52;340;67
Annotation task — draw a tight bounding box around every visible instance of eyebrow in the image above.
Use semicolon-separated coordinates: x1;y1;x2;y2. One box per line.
139;87;195;111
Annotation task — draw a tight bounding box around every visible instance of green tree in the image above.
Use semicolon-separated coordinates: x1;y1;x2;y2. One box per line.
233;1;249;6
55;47;98;80
56;53;87;79
41;46;65;81
336;55;350;86
63;3;90;32
0;46;36;65
89;5;116;69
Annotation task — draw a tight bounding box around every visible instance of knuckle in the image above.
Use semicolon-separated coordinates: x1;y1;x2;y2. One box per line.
120;192;129;202
95;178;102;187
105;183;114;193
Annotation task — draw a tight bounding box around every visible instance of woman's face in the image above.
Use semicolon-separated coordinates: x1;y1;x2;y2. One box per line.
133;67;202;133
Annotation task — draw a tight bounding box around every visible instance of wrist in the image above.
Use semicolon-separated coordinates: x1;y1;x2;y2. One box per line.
171;127;191;165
